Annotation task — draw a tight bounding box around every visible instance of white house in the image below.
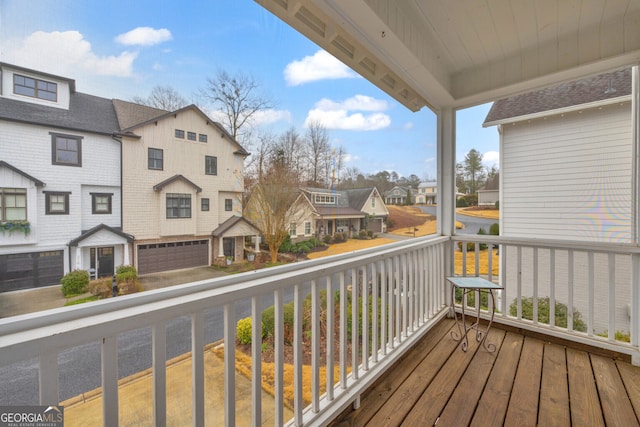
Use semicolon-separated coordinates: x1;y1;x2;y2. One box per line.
484;67;634;333
415;181;437;204
0;63;131;292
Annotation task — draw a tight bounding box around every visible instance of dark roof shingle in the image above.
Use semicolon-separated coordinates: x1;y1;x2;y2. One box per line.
484;68;632;125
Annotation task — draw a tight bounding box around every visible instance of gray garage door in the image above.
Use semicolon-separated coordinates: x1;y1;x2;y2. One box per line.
0;250;64;293
137;240;209;275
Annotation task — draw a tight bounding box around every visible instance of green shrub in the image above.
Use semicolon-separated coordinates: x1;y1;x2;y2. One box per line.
509;297;587;332
456;197;469;207
367;230;374;238
237;317;253;345
494;201;499;209
61;269;89;297
489;223;499;235
597;330;631;342
455;288;490;309
323;234;332;244
333;232;346;242
278;235;294;253
261;301;296;344
358;229;368;239
116;265;138;282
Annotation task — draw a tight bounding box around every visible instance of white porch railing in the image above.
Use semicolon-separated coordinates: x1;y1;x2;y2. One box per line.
0;236;450;427
451;235;640;365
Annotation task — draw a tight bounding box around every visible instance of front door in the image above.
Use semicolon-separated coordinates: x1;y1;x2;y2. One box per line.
328;220;333;235
223;238;235;260
91;247;114;278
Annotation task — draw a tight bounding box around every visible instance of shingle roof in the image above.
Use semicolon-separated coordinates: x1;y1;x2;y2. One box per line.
484;68;632;125
112;99;168;130
344;188;375;210
0;92;119;135
153;174;202;193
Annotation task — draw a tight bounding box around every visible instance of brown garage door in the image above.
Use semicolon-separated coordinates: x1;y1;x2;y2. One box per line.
0;250;64;292
367;217;383;233
137;240;209;275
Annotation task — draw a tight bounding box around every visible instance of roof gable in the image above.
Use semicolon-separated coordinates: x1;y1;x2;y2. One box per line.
153;174;202;193
0;161;45;186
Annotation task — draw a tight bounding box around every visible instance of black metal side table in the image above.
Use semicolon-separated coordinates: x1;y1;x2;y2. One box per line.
446;276;503;352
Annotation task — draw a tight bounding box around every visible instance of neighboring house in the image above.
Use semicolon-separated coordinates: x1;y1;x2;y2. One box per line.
0;63;131;292
477;174;499;207
113;100;259;273
484;67;634;332
289;187;388;241
415;181;437;204
384;185;416;205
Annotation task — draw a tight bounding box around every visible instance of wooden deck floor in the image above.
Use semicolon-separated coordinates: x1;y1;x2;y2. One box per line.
331;318;640;427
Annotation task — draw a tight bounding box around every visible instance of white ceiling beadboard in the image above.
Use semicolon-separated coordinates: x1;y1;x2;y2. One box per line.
255;0;640;111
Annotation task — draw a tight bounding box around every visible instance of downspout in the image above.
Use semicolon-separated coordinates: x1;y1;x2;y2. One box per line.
632;66;639;244
111;134;131;267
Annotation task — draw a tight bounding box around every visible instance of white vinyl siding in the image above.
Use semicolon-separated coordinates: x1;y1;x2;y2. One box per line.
501;102;632;243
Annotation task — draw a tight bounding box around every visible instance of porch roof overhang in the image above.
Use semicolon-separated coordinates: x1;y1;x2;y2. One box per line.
68;223;134;247
212;215;261;237
255;0;640;111
314;206;366;220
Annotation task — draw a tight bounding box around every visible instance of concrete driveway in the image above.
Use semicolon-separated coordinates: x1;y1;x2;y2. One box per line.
0;266;229;318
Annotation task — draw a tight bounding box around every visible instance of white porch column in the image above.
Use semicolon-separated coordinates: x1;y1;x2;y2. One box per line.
254;235;260;252
218;237;224;257
437;107;456;237
123;243;130;265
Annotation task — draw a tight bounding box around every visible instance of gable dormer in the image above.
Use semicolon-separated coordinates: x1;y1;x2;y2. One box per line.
0;62;74;110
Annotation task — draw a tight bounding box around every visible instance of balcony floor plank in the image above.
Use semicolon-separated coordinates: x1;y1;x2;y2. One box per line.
503;337;544;427
567;347;605;427
538;342;570;426
617;360;640;422
331;318;640;427
470;332;524;427
592;354;640;427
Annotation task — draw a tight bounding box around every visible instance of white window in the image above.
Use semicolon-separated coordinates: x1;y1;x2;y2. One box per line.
166;193;191;218
289;223;297;236
304;222;311;235
372;198;376;208
0;188;27;221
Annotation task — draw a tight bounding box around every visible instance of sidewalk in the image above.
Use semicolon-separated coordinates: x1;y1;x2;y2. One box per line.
62;342;293;426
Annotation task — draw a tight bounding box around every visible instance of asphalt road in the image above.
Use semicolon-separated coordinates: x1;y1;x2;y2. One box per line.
418;206;498;235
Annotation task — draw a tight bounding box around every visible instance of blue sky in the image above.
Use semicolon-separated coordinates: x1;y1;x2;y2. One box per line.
0;0;498;179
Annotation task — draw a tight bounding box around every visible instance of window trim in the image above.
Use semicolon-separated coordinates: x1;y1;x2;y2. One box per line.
201;198;210;211
148;148;164;170
289;222;297;236
304;221;311;235
175;129;185;139
44;191;70;215
224;198;232;211
205;156;218;176
14;73;58;102
199;134;208;143
0;188;27;222
166;193;191;219
91;192;113;214
187;131;196;141
51;133;82;167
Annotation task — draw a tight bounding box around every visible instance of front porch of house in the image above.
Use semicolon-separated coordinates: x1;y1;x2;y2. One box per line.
1;234;639;426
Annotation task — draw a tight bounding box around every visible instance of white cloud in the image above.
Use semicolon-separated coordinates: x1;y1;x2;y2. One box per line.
284;50;358;86
1;30;137;77
203;108;291;128
250;109;292;126
304;95;391;131
403;122;414;130
483;150;500;167
115;27;172;46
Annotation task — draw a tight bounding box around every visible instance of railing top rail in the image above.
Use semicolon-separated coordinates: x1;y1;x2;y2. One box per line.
0;236;449;365
451;234;640;255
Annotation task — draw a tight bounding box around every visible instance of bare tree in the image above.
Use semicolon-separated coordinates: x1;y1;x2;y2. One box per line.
304;120;331;186
200;70;272;144
275;127;305;181
244;151;302;263
132;85;189;111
